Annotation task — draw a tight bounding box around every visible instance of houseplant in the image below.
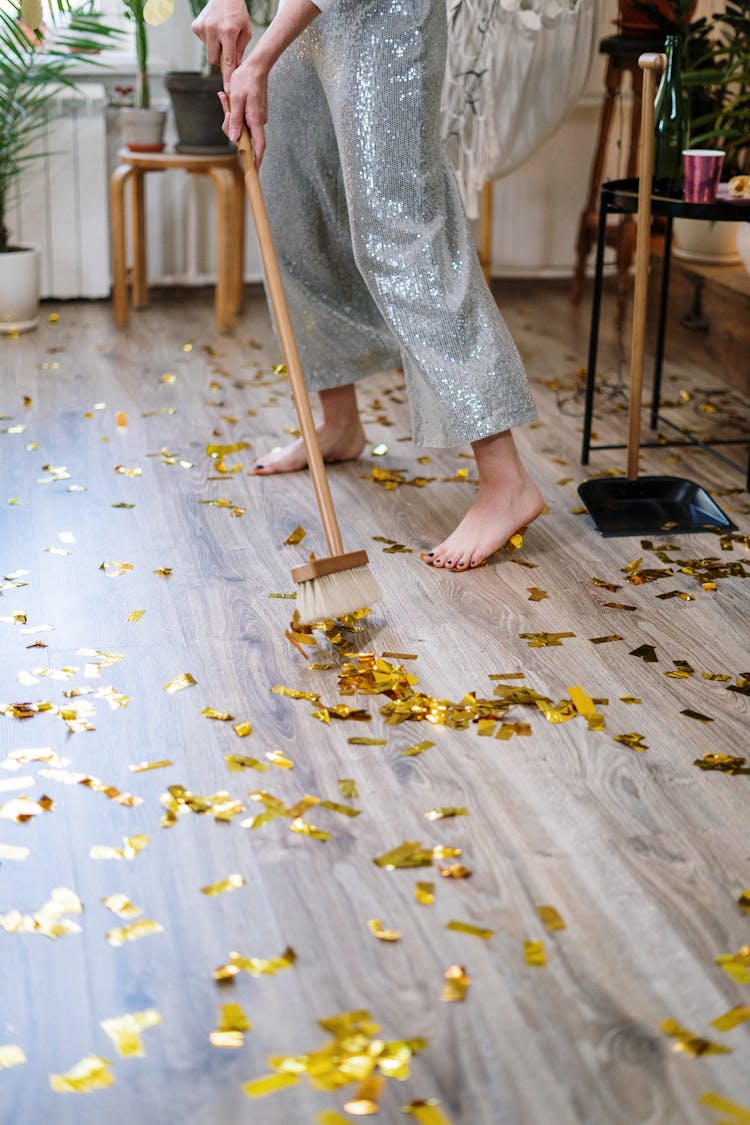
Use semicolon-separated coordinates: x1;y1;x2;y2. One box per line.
119;0;171;151
0;0;122;331
165;0;274;153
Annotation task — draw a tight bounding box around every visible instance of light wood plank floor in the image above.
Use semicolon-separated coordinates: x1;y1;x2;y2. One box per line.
1;281;749;1125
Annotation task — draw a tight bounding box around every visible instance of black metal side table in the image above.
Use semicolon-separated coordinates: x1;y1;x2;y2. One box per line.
581;177;750;488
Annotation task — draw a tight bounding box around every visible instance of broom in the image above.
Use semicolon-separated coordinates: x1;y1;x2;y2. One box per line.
228;78;382;625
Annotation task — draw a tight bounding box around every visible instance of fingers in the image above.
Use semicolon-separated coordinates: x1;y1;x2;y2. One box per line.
217;88;266;167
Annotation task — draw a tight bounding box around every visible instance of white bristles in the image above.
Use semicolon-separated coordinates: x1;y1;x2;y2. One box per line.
295;564;383;626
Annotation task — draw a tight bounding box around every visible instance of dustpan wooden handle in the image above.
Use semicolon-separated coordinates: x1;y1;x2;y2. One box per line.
628;53;666;480
225;69;346;558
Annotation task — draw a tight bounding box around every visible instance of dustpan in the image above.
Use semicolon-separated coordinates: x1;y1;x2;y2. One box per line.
578;52;737;538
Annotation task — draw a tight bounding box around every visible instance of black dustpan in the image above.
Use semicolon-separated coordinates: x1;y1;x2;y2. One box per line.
578;53;737;539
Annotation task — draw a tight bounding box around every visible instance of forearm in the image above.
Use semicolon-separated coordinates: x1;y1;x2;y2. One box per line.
250;0;321;74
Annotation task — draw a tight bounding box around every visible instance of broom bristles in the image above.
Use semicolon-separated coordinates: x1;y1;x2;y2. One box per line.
295;564;383;626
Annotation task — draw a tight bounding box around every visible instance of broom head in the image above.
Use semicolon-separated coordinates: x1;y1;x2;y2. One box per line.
292;550;382;625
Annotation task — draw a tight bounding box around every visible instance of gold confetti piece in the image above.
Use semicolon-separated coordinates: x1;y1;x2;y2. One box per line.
694;754;748;775
660;1018;730;1057
213;946;296;981
415;882;435;905
737;892;750;915
114;465;142;478
612;732;649;752
272;684;321;703
225;754;269;773
402;740;435;756
0;794;54;821
344;1075;385;1115
106;919;164;947
537;905;566;932
266;750;293;769
153;567;172;577
162;785;245;825
349;737;387;746
715;947;750;983
680;708;714;723
126;609;145;623
201;873;245;897
102;894;142;920
371;444;389;456
619;696;642;705
90;835;149;861
602;601;637;611
284;525;307;546
100;1010;161;1058
164;672;197;694
711;1006;750;1032
519;631;576;648
38;768;141;808
438;863;472;879
374;841;434;870
289;817;331;842
315;1112;351;1125
268;592;297;599
590;635;624;644
527;587;549;601
49;1055;114;1093
233;721;253;738
129;759;172;774
197;705;235;723
338;778;359;799
210;1002;252;1048
116;412;127;427
404;1101;454;1125
524;940;547;967
700;1091;750;1123
368;918;401;942
381;652;418;661
446;920;494;940
0;1045;26;1068
424;807;467;821
1;887;83;939
160;372;176;383
441;965;470;1003
243;1073;299;1098
320;800;360;818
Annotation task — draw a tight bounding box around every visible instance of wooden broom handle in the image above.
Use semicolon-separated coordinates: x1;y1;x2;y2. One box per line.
225;71;346;557
628;53;665;480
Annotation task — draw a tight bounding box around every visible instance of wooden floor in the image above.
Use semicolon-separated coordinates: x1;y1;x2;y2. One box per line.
1;280;749;1125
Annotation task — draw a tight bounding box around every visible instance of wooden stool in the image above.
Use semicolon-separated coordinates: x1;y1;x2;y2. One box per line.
109;149;245;333
570;35;660;312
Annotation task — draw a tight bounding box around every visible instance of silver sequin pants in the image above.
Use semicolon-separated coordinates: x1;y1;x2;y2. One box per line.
259;0;537;448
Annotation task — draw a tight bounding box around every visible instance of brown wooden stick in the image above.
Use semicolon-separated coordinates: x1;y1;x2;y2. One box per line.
234;123;346;558
628;53;665;480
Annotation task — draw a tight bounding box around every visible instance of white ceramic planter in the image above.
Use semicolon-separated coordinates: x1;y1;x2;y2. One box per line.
0;244;41;333
672;217;740;265
736;223;750;275
120;107;167;153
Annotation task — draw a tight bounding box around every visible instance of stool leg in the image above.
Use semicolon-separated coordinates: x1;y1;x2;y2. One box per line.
131;170;148;309
210;166;236;333
109;163;132;328
571;58;621;304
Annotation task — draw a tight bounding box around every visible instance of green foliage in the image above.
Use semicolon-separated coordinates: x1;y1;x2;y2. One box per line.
0;0;123;253
121;0;150;107
684;0;750;176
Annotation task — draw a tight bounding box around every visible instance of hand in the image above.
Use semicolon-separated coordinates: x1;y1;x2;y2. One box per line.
218;55;269;167
191;0;252;88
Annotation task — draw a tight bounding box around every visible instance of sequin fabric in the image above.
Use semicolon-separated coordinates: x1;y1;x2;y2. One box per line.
260;0;537;448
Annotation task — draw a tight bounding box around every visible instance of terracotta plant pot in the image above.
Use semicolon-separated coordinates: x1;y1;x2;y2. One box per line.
0;244;41;333
121;107;167;153
165;72;234;155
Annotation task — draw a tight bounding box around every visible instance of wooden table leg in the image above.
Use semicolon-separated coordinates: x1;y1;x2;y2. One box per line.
210;166;237;333
109;163;132;328
131;169;148;310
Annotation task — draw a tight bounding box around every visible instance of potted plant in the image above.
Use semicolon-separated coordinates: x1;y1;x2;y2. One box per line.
119;0;171;151
164;0;273;154
0;0;122;332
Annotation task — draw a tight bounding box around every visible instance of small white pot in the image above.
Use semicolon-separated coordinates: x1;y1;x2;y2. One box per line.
672;217;740;265
736;223;750;275
121;107;167;153
0;244;41;333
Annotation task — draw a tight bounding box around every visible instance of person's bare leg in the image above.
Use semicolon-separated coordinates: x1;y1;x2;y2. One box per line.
252;383;366;474
425;430;544;570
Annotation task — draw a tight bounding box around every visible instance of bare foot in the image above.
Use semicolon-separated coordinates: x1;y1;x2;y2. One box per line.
424;478;544;570
252;420;366;474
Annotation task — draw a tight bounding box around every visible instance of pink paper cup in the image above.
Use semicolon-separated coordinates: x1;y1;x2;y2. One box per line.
683;149;724;203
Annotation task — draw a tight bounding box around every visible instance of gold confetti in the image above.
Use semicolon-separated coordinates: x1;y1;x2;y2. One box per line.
527;587;549;601
163;672;197;693
201;707;234;721
401;740;434;756
289;817;331;842
49;1055;114;1093
209;1003;252;1048
348;736;387;746
537;905;566;932
243;1073;299;1098
114;465;142;477
519;631;576;648
161;785;245;825
694;754;748;774
126;610;145;623
699;1092;750;1123
404;1102;454;1125
569;685;605;731
659;1018;730;1057
266;749;293;769
38;768;141;807
371;444;389;456
619;696;642;705
129;759;172;773
590;635;623;644
424;807;467;821
680;708;714;723
153;567;172;577
1;887;83;939
710;1006;750;1032
233;721;253;737
524;940;547;967
0;795;54;822
415;882;435;905
715;946;750;984
374;841;434;870
344;1075;385;1115
338;779;359;799
0;1045;26;1069
629;644;658;662
284;525;306;545
106;919;164;947
225;754;269;773
90;835;149;860
602;601;637;611
272;684;321;702
320;799;360;818
213;946;296;981
438;863;472;879
381;652;419;660
100;1009;161;1057
315;1112;351;1125
441;965;470;1003
102;894;142;920
0;844;30;861
201;873;245;897
446;920;493;940
613;732;649;752
737;892;750;915
368;918;401;942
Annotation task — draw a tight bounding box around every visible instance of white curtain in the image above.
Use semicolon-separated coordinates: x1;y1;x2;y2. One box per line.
442;0;596;217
